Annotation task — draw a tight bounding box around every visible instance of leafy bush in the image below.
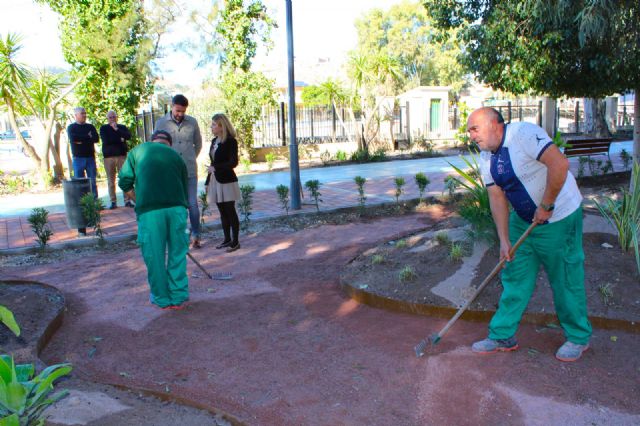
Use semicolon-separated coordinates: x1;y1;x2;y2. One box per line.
265;152;276;171
594;162;640;274
276;184;290;215
350;149;369;163
399;266;416;282
304;179;322;212
577;156;589;178
447;153;496;242
240;157;251;173
393;177;405;205
449;242;465;261
335;150;348;161
620;149;632;171
435;232;450;246
80;193;105;242
27;208;53;251
371;254;384;265
415;172;430;203
0;355;71;425
320;150;331;165
237;184;255;230
354;176;366;212
370;148;387;162
443;175;460;198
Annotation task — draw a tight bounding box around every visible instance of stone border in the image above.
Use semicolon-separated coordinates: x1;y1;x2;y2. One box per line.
341;280;640;334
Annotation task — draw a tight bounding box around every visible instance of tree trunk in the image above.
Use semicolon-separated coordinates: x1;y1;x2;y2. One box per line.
51;121;65;181
583;98;609;137
332;102;353;144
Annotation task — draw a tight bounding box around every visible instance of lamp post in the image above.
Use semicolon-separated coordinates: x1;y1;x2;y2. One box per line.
286;0;301;209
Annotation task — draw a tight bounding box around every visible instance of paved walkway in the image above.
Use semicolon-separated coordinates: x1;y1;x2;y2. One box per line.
0;141;633;252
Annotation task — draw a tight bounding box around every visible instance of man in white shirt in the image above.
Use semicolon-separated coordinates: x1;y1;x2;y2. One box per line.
467;107;591;362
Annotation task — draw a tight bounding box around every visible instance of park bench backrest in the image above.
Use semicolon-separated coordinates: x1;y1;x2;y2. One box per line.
563;138;613;158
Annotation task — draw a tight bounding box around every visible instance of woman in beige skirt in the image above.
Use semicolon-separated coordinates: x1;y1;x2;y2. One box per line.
205;113;241;252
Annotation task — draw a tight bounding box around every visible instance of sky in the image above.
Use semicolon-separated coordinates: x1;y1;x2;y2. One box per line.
0;0;397;86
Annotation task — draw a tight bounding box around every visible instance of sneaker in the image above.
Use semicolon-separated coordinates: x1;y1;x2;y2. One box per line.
191;239;202;249
216;240;232;249
555;341;589;362
471;337;519;354
125;201;135;208
109;202;117;210
226;242;240;253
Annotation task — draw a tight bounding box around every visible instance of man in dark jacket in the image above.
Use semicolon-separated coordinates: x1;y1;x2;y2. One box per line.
67;107;99;197
100;110;133;209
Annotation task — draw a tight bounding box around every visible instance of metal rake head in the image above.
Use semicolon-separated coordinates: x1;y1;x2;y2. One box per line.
414;334;441;358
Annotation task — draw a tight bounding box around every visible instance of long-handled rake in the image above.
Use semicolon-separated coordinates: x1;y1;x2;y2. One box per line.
414;221;537;357
187;252;233;281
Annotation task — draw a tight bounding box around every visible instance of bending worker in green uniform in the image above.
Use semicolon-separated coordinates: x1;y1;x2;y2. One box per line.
118;130;190;309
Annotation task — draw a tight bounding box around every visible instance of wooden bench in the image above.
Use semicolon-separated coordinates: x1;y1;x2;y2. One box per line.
563;137;614;163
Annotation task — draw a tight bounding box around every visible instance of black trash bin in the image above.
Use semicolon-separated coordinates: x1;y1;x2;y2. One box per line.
62;178;91;229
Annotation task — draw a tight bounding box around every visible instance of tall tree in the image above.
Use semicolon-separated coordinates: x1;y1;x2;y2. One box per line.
0;33;79;184
355;1;466;93
212;0;276;157
424;0;640;176
37;0;156;132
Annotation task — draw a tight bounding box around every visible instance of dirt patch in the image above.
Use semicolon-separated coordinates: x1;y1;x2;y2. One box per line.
0;281;65;364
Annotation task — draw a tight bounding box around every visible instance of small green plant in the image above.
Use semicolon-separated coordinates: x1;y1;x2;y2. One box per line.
350;149;369;163
393;177;405;205
399;265;416;282
601;159;613;175
395;239;407;249
620;149;632;171
594;161;640;274
0;354;72;425
237;184;255;231
598;283;614;306
443;175;460;198
0;305;20;337
276;184;290;215
335;150;348;161
304;179;322;212
371;254;384;265
588;158;602;176
449;242;465;261
198;191;209;225
577;156;589;178
240;157;251;173
435;231;450;246
320;150;331;165
552;131;571;149
265;152;276;171
27;207;53;251
370;148;387;162
415;172;430;204
354;176;367;212
80;193;105;242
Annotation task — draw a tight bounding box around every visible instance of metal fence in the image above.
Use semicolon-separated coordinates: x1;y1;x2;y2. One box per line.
254;103;359;147
134;108;167;142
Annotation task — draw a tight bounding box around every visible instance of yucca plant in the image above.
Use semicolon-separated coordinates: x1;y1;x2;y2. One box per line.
595;162;640;274
237;184;255;230
198;191;209;225
304;180;322;212
0;355;71;425
415;172;430;204
393;177;405;205
354;176;366;212
0;306;20;337
276;184;290;215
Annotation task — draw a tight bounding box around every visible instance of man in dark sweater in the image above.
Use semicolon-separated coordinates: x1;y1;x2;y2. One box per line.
100;110;133;209
118;130;190;310
67;107;100;198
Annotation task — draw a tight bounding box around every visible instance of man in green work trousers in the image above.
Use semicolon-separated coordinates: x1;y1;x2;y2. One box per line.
468;107;591;362
118;130;190;310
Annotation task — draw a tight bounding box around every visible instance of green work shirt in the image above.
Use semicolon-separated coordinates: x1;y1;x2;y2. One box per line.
118;142;189;216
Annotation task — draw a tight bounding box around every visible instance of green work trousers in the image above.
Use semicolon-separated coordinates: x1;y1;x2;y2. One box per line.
137;206;190;308
488;207;592;345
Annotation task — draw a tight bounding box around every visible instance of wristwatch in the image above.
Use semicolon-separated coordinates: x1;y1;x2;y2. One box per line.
540;202;555;212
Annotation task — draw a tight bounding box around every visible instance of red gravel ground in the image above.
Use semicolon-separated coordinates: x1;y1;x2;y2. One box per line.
2;207;639;425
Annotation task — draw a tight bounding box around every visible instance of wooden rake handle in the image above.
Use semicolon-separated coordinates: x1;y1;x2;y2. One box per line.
433;221;538;340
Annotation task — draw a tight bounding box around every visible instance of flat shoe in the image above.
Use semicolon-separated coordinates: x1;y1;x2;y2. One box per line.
216;240;232;249
226;243;240;253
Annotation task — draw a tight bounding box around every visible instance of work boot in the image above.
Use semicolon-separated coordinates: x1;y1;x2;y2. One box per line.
471;337;519;354
555;341;589;362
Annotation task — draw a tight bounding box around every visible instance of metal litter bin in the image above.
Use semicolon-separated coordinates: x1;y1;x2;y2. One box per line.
62;178;91;229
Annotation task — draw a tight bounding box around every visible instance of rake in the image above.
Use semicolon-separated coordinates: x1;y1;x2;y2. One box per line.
187;252;233;281
414;221;537;357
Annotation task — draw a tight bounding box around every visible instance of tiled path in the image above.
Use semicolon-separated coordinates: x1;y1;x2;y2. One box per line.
0;171;451;251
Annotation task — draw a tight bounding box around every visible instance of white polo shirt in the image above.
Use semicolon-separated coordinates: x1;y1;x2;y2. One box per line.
480;122;582;223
